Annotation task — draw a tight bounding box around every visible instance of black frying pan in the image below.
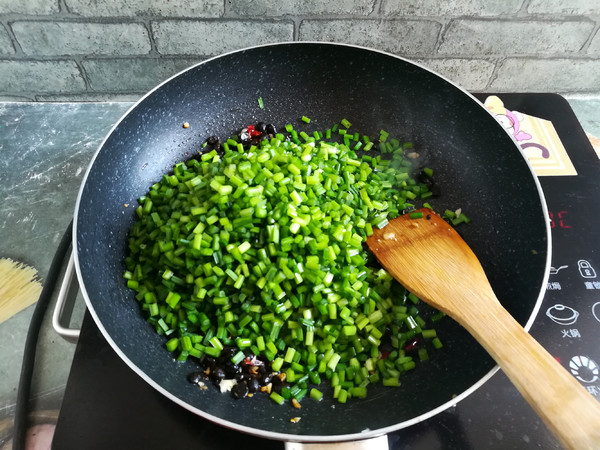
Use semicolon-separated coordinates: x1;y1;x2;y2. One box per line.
74;43;550;442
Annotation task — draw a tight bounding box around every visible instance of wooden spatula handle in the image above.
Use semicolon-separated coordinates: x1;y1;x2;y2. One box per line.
462;297;600;450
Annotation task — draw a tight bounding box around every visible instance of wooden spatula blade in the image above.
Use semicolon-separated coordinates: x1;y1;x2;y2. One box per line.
366;208;495;319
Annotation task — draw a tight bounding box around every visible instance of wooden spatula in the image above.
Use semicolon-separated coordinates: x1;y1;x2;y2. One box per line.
366;208;600;450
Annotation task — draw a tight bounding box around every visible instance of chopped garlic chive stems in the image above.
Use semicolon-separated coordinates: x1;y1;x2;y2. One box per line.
124;119;459;405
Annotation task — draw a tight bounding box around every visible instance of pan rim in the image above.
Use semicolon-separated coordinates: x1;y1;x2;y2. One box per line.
72;41;552;443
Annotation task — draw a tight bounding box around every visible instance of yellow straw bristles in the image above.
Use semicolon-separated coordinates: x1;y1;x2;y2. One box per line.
0;258;43;324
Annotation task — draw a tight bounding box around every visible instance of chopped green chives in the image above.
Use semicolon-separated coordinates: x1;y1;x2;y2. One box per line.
257;97;264;109
209;336;223;350
165;337;179;352
225;268;238;281
382;377;400;387
422;329;437;339
232;350;246;364
125;118;452;407
337;388;348;403
350;386;367;398
270;391;285;405
452;213;471;226
444;209;456;219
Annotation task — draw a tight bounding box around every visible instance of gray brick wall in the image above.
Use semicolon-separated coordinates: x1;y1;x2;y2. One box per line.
589;31;600;54
66;0;224;18
438;19;595;55
381;0;523;16
231;0;376;16
299;19;442;54
0;0;599;100
152;20;293;55
0;60;85;93
526;0;600;15
0;24;14;56
12;21;152;56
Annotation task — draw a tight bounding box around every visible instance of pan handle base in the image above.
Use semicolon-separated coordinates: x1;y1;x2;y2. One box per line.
51;251;81;343
285;435;388;450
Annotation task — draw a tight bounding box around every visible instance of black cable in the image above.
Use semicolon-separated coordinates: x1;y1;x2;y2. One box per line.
13;221;73;450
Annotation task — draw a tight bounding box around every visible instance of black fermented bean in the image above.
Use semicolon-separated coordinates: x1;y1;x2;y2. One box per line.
260;372;273;385
232;381;249;399
187;371;206;384
211;367;226;382
247;378;261;393
256;122;267;132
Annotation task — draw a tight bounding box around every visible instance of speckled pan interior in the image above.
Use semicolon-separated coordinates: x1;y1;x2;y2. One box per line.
74;43;549;441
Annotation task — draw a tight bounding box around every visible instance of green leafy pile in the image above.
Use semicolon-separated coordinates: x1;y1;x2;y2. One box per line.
123;121;446;406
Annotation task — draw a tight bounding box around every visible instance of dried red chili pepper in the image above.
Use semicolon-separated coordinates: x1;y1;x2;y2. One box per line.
246;124;261;138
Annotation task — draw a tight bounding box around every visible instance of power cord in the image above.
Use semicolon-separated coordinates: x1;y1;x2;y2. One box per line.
12;221;73;450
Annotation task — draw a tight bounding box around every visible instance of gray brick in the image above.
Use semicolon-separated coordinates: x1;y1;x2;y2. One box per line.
0;25;14;56
413;58;495;91
36;93;140;101
0;60;86;93
83;58;203;92
0;0;59;14
299;19;441;55
230;0;375;16
65;0;223;18
381;0;522;16
12;22;151;56
0;94;35;101
152;20;293;56
491;58;600;92
588;30;600;55
439;19;594;56
527;0;600;15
